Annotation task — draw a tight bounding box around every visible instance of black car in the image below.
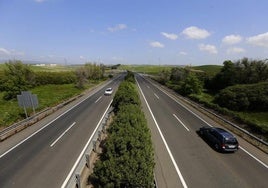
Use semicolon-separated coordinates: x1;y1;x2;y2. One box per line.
198;126;239;152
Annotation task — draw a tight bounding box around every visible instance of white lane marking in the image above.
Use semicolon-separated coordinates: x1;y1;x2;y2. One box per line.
145;76;268;169
95;96;102;103
154;93;159;99
173;114;190;132
50;122;76;147
136;78;188;188
61;100;113;188
0;84;108;159
239;146;268;169
147;85;150;88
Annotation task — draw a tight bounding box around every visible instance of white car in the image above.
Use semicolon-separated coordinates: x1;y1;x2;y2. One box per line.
104;88;113;95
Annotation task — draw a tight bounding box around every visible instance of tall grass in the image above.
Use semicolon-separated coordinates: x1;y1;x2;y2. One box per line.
0;84;86;128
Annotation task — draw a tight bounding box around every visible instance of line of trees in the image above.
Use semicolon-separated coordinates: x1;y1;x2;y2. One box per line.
157;58;268;112
0;60;106;100
91;72;155;187
207;58;268;91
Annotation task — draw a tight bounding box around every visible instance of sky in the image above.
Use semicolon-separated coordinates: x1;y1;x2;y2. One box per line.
0;0;268;65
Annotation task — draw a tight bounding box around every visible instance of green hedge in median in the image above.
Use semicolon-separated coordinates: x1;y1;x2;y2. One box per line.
91;73;155;187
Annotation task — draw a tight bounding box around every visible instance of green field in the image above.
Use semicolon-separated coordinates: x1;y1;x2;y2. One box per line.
0;63;81;72
119;64;173;75
119;64;222;76
0;82;99;129
192;65;222;76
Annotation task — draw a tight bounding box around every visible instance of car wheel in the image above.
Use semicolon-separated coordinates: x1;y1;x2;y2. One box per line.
215;143;220;151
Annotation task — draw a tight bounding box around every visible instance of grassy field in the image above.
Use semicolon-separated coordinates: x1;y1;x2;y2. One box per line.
119;64;173;75
119;64;222;76
0;82;99;129
0;63;80;72
192;65;222;77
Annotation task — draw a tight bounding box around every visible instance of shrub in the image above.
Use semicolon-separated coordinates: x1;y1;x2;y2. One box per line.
92;72;155;187
215;82;268;111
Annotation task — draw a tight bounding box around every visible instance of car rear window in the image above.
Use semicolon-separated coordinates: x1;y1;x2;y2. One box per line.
224;138;237;144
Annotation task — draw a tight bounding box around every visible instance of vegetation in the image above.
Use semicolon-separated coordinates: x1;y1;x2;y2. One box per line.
0;60;107;127
0;61;36;100
119;64;172;75
149;58;268;139
91;71;155;187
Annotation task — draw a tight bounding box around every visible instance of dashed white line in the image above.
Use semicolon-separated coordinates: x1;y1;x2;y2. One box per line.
136;78;188;188
95;96;102;103
154;93;160;99
50;122;76;147
173;114;190;132
145;76;268;169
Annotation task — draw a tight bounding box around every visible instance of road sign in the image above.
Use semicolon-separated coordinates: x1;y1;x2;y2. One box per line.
17;91;39;118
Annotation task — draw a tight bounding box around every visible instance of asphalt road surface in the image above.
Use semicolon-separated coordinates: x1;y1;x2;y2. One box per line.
0;75;123;188
136;74;268;188
1;73;267;188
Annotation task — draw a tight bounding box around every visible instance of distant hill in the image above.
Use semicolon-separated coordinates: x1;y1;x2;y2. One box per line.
192;65;222;77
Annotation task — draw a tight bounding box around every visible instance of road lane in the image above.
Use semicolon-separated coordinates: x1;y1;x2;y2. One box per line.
0;75;123;188
136;74;268;188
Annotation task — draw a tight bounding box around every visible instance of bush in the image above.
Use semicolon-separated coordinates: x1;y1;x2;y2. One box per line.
35;71;76;85
91;72;155;187
215;82;268;111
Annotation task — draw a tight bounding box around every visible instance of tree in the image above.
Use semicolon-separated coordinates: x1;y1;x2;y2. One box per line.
1;60;35;100
170;67;185;83
85;63;104;80
180;72;203;96
75;67;88;89
158;69;170;84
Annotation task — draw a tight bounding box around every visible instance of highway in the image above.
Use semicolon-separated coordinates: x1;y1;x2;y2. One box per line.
0;72;267;188
136;74;268;188
0;75;123;188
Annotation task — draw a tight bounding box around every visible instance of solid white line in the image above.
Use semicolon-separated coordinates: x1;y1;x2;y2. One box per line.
61;100;113;188
173;114;190;132
50;122;76;147
136;78;188;188
239;146;268;169
95;96;102;103
0;86;106;159
145;77;268;169
154;93;159;99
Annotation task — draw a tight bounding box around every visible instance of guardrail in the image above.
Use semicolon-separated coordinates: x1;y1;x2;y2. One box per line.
146;76;268;148
0;94;82;141
61;106;113;188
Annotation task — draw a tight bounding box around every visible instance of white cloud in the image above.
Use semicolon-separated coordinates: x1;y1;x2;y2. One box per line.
161;32;178;40
226;47;245;54
79;56;85;59
108;24;127;32
247;32;268;47
150;41;164;48
34;0;46;3
0;48;24;57
222;35;242;45
182;26;211;39
179;51;187;55
0;48;11;55
199;44;218;54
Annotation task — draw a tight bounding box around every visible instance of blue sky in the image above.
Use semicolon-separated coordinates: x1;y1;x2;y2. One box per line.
0;0;268;65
